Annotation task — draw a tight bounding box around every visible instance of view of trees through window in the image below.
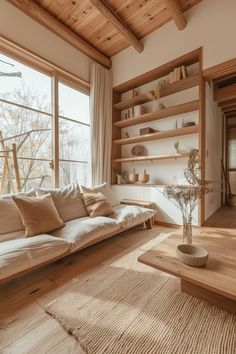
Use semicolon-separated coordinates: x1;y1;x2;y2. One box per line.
0;52;90;195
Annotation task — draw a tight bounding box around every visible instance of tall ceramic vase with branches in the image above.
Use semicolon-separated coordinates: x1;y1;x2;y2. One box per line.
164;149;210;244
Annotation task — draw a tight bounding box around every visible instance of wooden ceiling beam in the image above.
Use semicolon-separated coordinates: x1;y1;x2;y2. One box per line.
7;0;111;68
165;0;187;30
89;0;144;53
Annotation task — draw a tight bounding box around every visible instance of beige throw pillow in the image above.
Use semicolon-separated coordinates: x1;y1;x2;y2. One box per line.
0;189;36;235
80;183;120;207
82;192;114;218
35;183;88;221
12;194;65;237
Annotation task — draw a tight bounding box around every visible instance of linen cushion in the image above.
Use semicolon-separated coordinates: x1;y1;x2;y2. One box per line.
0;189;36;236
51;216;120;251
82;192;114;217
12;194;65;237
111;204;156;228
0;234;70;281
35;183;88;221
80;183;120;207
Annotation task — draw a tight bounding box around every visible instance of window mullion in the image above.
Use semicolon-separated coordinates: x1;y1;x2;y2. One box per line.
52;74;59;188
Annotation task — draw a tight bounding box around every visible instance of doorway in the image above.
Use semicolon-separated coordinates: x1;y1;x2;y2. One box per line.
205;72;236;228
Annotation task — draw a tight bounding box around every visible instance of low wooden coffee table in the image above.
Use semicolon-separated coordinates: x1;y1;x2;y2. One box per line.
138;227;236;314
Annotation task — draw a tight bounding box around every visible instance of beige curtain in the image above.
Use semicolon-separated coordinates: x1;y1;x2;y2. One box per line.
90;64;112;185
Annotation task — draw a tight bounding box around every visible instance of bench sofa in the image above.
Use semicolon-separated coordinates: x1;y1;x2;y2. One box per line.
0;183;156;284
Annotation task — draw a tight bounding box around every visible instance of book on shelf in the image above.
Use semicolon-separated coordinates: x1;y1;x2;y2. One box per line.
121;108;133;120
133;105;146;117
176;67;181;81
181;65;187;79
169;65;188;83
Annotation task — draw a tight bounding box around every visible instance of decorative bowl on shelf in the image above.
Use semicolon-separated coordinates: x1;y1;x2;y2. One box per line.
176;244;208;267
131;145;147;156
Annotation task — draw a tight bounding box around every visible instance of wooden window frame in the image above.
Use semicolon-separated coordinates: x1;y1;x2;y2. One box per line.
0;35;90;189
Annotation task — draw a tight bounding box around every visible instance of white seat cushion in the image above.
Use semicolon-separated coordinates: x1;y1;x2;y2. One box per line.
51;216;121;252
111;204;156;229
0;235;70;281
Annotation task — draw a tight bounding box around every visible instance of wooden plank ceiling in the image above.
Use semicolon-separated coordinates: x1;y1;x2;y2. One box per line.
8;0;202;67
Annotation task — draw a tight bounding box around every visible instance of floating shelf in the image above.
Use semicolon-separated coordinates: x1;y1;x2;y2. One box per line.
113;75;201;111
113;125;199;145
113;100;199;128
113;152;189;163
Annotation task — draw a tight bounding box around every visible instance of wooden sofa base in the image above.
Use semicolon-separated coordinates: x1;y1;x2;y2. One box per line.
0;219;153;285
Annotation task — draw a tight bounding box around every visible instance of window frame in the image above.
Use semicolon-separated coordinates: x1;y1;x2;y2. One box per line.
0;36;90;190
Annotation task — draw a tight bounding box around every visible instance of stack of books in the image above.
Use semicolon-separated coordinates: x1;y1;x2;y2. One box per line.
121;105;146;120
169;65;187;84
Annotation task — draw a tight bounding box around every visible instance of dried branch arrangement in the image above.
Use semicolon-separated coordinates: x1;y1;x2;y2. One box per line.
163;149;210;244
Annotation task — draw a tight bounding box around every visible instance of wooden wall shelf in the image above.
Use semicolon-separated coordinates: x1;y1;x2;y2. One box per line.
111;49;204;214
113;100;199;128
114;125;199;145
114;48;201;93
113;152;189;163
114;93;153;111
114;75;201;111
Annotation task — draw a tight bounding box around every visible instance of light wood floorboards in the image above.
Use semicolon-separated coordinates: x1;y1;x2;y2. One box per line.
0;225;173;354
204;205;236;228
1;206;234;354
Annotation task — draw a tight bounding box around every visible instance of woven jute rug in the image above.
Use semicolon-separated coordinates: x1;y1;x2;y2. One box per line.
45;233;236;354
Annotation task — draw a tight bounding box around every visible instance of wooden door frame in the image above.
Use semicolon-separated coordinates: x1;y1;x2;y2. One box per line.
201;58;236;224
203;58;236;81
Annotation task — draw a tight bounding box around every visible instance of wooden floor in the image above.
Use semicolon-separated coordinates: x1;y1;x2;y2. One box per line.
0;225;174;354
1;205;235;354
204;205;236;228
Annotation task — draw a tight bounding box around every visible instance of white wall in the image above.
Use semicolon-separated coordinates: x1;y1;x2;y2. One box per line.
0;0;94;82
205;82;222;220
112;0;236;87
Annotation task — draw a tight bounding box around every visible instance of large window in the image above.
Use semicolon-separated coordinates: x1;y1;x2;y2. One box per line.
0;52;90;195
59;82;90;186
